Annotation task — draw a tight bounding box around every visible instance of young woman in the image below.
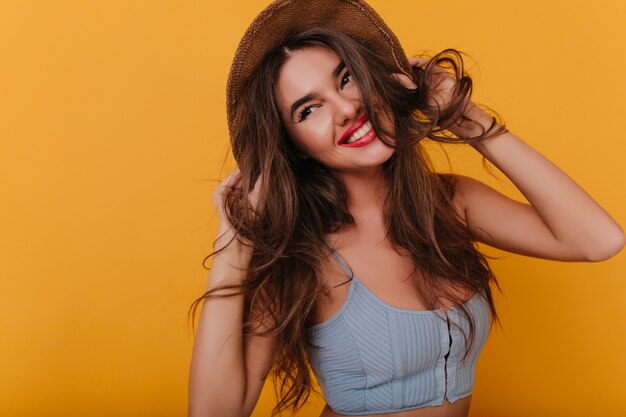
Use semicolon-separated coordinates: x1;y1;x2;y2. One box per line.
188;1;625;416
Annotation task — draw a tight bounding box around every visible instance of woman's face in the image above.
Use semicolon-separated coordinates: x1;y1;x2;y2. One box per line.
275;46;395;173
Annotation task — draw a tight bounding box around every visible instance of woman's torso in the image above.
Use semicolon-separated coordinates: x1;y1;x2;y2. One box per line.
310;228;485;417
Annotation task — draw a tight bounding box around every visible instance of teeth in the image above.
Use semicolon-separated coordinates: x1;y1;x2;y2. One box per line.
344;121;372;144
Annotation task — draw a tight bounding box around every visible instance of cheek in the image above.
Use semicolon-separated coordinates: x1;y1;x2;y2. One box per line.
294;117;334;152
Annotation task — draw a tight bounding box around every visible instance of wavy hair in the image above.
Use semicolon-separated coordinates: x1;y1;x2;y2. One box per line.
189;27;508;416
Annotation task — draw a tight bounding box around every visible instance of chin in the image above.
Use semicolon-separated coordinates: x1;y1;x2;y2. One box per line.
351;139;395;168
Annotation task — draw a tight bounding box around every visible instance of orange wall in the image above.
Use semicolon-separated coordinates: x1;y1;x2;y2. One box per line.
1;1;624;416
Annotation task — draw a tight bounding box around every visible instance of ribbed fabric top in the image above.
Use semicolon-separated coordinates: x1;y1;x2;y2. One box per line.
307;247;491;415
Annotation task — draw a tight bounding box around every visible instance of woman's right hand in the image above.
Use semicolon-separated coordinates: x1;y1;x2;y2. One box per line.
212;167;262;235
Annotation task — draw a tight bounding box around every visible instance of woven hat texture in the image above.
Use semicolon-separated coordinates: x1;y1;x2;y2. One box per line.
226;0;412;164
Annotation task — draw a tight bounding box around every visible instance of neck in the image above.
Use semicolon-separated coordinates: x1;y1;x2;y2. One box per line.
338;166;389;215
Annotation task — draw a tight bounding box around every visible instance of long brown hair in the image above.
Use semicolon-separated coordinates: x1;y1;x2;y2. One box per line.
189;27;508;416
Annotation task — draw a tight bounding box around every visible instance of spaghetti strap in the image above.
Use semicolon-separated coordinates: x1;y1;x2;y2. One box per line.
323;238;353;278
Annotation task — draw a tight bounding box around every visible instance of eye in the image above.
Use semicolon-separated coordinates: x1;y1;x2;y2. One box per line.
296;71;352;123
297;105;319;122
340;71;352;89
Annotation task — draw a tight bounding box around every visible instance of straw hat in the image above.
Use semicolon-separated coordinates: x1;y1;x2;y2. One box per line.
226;0;412;164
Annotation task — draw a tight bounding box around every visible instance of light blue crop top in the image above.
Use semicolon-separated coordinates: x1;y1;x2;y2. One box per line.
306;246;491;415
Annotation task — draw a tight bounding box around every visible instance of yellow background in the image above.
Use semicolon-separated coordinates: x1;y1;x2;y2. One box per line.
1;1;625;416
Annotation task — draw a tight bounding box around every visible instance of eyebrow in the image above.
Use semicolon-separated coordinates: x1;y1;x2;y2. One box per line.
289;60;347;120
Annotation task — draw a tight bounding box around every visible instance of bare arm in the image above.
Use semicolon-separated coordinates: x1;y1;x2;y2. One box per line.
401;57;624;261
189;169;275;417
188;227;251;417
453;105;625;262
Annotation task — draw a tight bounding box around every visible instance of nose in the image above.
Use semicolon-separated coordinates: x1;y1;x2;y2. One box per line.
331;92;358;126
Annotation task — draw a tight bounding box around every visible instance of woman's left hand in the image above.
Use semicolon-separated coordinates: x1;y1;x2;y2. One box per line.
393;57;495;138
392;57;461;112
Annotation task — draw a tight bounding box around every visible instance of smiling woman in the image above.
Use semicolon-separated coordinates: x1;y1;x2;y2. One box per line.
187;1;625;417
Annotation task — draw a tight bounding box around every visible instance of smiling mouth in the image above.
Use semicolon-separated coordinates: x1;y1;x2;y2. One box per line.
339;114;369;145
342;120;373;144
340;123;377;147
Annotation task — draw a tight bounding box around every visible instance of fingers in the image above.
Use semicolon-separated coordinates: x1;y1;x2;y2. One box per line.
391;57;430;90
410;57;448;76
223;168;242;189
219;168;264;214
409;57;429;68
215;169;242;206
224;168;263;207
249;172;264;208
391;72;417;90
213;167;264;228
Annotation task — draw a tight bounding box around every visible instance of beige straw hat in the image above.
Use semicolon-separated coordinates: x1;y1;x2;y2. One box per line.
226;0;412;164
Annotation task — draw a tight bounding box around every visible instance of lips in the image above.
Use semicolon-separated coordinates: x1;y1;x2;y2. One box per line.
338;114;368;145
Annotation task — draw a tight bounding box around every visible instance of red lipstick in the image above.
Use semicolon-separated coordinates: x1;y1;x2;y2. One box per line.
340;127;376;147
338;114;368;145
